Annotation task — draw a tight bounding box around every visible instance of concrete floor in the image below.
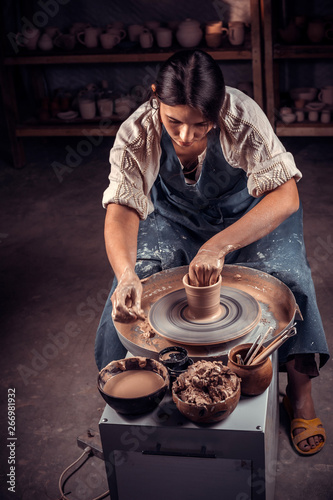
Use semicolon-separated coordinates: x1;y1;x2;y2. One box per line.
0;135;332;500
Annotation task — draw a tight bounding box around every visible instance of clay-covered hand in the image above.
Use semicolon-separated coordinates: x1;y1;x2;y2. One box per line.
111;267;145;322
189;248;224;287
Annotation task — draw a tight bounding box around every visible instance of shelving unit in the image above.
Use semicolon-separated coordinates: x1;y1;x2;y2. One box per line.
261;0;333;136
0;0;263;168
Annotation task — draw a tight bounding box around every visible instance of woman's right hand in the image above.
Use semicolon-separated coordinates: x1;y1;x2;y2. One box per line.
111;267;145;322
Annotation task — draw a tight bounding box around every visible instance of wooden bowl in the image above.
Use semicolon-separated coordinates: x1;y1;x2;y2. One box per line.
172;361;241;423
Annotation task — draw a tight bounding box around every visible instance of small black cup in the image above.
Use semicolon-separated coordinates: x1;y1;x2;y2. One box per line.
158;346;188;369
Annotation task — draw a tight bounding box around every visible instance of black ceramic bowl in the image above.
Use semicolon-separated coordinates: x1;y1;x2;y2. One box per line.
158;346;189;369
97;357;169;415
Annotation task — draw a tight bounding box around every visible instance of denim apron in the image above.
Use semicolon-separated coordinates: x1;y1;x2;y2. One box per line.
95;127;329;373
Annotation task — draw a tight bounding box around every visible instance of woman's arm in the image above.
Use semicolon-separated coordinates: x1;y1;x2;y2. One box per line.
104;203;144;322
189;178;300;286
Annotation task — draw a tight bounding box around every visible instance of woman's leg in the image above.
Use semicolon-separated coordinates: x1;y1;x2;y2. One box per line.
286;358;324;452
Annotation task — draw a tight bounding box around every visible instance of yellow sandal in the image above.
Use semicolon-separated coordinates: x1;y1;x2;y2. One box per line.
283;395;326;456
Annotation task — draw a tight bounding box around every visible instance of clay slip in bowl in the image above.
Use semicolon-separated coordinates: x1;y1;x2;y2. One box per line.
98;357;169;415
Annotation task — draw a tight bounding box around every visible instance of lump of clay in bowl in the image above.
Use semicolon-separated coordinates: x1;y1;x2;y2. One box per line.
172;360;241;423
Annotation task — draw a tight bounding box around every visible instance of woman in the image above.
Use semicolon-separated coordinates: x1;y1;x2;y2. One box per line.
95;50;329;455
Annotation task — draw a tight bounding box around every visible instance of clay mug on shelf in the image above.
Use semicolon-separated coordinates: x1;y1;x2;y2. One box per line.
128;24;144;42
155;27;173;48
205;33;223;48
308;110;319;122
295;110;305;122
100;32;120;49
139;29;154;49
38;33;53;51
228;21;245;46
77;27;100;48
318;86;333;106
320;110;331;124
54;33;76;50
78;90;96;119
205;26;228;48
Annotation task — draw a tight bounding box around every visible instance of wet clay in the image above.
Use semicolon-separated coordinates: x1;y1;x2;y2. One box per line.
103;370;165;398
173;360;240;406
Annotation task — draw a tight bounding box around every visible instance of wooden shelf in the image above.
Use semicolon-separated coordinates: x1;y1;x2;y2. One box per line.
273;44;333;59
3;44;253;66
262;0;333;135
0;0;263;167
275;121;333;137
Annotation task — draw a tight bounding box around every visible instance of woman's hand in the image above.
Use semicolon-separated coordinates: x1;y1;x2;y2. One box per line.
111;267;145;322
189;248;225;287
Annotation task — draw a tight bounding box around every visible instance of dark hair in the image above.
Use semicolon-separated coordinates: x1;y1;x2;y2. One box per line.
154;50;225;125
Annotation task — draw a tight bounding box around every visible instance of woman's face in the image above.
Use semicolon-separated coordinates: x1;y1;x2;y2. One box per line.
159;102;213;148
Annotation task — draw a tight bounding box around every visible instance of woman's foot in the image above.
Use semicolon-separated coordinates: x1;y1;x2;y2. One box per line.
285;359;325;453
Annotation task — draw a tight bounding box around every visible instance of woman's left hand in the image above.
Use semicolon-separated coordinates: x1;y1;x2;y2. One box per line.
189;248;224;286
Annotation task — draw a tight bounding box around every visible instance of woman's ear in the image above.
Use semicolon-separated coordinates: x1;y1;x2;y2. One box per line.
151;83;156;93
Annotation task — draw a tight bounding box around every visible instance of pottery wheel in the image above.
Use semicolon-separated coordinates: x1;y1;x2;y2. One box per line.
149;286;261;345
114;265;300;361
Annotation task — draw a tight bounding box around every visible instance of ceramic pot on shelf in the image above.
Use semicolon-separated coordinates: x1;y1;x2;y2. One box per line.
176;19;203;48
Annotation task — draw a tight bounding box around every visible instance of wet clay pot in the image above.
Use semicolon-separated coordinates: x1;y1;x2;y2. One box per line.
182;274;223;322
227;344;273;396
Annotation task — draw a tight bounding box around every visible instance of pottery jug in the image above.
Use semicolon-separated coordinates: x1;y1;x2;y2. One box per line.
176;19;202;48
228;343;273;396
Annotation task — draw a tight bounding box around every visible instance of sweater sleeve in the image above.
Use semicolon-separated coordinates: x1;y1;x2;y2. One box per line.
220;88;302;197
102;101;162;219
